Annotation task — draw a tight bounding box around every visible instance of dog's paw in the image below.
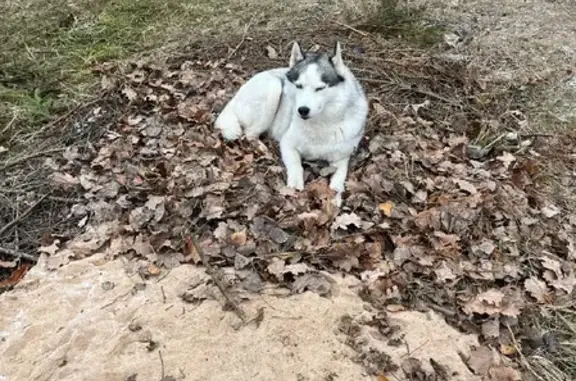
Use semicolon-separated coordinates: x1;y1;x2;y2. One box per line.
286;175;304;191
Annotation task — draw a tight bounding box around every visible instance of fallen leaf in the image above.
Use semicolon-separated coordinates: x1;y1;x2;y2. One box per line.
100;75;115;90
265;45;278;59
457;179;478;195
463;289;505;316
524;277;549;303
267;258;310;280
148;263;162;276
400;357;426;380
267;258;286;279
434;261;457;282
0;263;31;288
482;318;500;338
0;260;16;268
547;272;576;294
38;240;60;256
291;272;337;297
385;304;406;312
48;172;79;189
234;254;251;270
213;222;229;241
180;284;212;304
121;86;138;101
413;190;427;203
467;346;499;375
472;240;496;256
332;213;363;230
230;231;247;246
541;255;561;271
183;237;202;264
252;216;290;244
488;366;521;381
499;344;517;356
379;202;394;217
496;152;516;168
541;204;560;218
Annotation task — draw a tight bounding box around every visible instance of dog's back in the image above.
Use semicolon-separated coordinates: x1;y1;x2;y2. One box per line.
215;68;293;141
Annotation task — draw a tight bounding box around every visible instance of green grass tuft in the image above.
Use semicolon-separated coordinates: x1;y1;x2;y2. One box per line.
0;0;231;147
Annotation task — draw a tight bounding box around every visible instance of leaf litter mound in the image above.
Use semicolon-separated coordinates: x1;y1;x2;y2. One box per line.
4;28;576;378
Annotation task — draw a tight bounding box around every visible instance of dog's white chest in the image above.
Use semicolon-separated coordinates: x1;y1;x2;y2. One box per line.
286;122;359;163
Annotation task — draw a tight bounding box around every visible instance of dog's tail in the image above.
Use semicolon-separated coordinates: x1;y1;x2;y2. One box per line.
215;102;243;141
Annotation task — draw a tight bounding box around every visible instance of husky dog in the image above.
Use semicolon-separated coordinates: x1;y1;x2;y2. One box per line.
215;41;369;206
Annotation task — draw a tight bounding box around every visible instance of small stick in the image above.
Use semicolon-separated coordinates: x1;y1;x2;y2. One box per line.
0;192;51;237
507;324;543;381
0;246;38;262
0;113;17;136
426;301;456;317
226;15;258;61
0;189;83;204
189;236;247;323
0;148;65;172
335;20;368;36
557;312;576;337
159;350;165;380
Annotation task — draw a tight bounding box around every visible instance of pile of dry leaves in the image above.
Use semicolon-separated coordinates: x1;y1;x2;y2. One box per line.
4;32;576;379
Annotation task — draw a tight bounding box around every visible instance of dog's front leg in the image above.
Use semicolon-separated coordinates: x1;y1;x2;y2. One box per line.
329;157;350;207
280;141;305;190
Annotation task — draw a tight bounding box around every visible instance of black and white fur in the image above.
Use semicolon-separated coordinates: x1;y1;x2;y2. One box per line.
215;41;369;206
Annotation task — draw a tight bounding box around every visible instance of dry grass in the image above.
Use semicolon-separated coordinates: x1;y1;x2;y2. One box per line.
525;305;576;381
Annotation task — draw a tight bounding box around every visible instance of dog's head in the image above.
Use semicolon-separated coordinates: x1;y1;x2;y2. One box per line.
285;41;347;120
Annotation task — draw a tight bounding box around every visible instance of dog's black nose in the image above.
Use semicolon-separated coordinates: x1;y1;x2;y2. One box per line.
298;106;310;117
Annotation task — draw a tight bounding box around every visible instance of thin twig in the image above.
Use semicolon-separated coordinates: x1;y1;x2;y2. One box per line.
557;312;576;337
23;95;106;143
507;324;544;381
522;133;554;138
0;192;52;237
0;113;18;136
0;246;39;262
335;20;368;36
360;76;483;114
0;189;83;204
0;148;65;173
484;133;507;150
425;301;456;317
159;350;165;380
226;15;258;61
189;236;247;323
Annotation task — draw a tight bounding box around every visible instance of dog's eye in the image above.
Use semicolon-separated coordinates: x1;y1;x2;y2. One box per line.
295;84;303;89
315;86;326;92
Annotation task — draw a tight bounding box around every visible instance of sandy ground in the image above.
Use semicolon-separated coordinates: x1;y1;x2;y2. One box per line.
0;253;480;381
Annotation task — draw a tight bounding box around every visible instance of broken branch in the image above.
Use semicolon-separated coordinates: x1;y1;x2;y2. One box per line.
188;236;247;323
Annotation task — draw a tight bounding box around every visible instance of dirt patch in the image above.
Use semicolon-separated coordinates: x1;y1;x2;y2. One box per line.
1;254;481;381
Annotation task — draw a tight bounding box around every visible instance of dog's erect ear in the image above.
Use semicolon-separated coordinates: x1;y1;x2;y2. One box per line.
331;41;344;69
289;41;305;68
